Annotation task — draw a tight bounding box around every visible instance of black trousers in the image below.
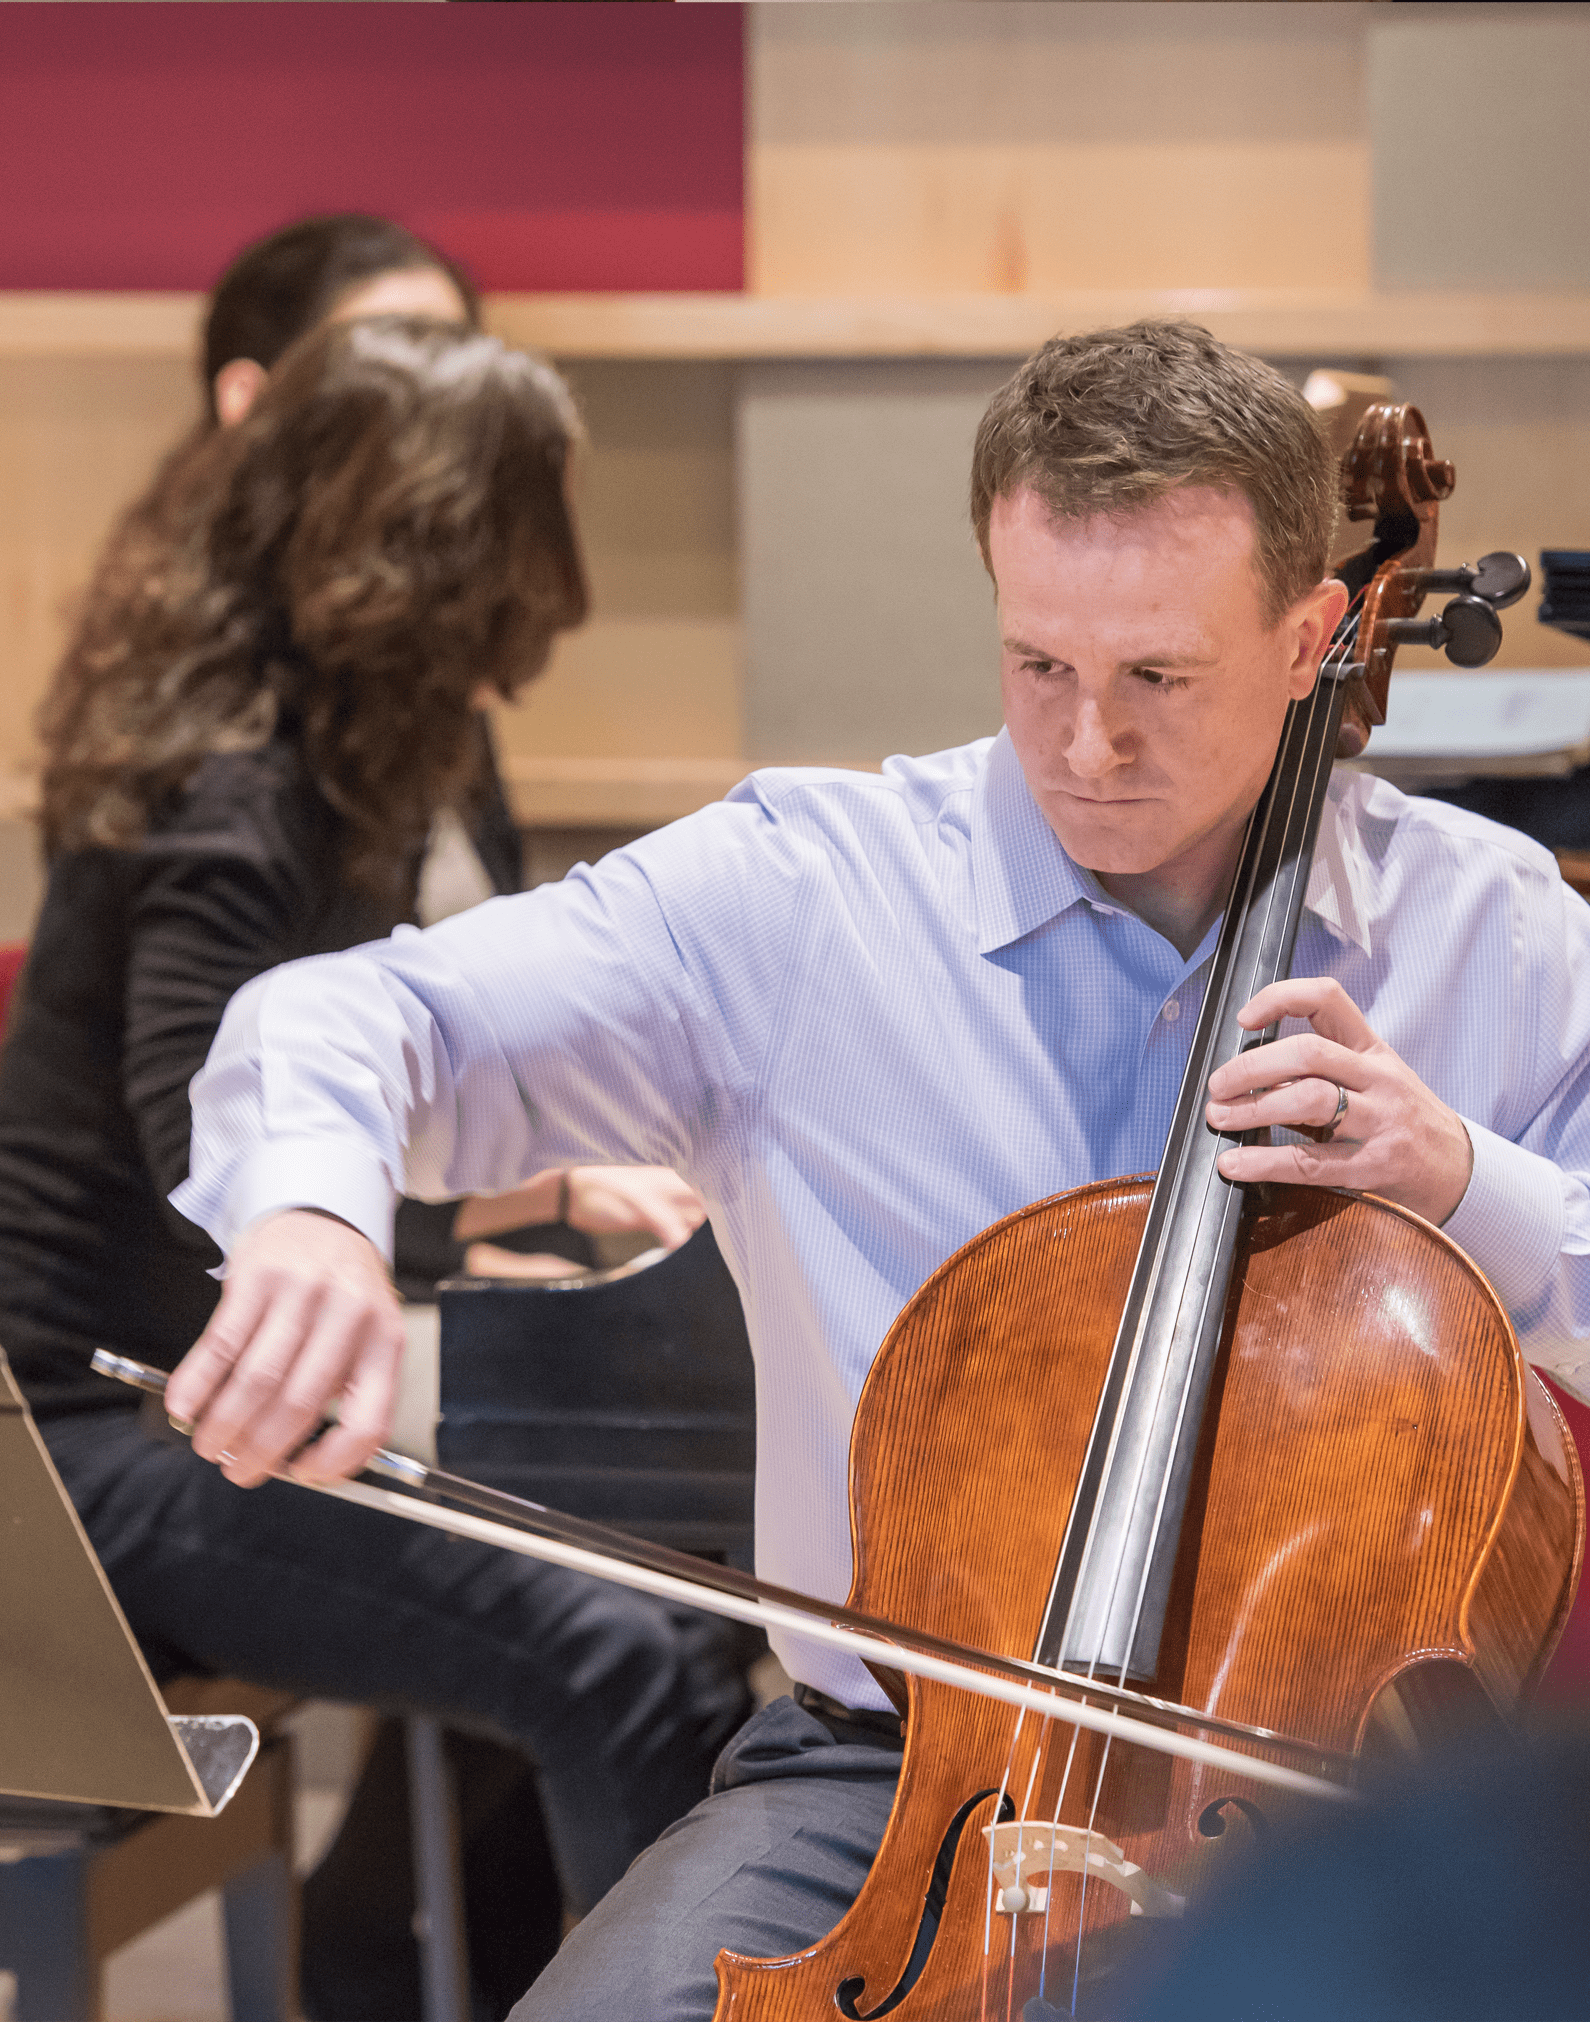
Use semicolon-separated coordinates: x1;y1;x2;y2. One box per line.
43;1409;751;2017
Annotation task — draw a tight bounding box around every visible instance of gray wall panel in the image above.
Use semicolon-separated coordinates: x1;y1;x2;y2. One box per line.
1372;6;1590;291
740;360;1016;762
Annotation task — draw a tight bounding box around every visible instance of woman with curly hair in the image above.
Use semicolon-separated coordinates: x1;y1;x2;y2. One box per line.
0;315;746;2017
131;210;706;1281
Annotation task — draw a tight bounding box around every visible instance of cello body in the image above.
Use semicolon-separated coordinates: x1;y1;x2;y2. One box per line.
714;1179;1583;2019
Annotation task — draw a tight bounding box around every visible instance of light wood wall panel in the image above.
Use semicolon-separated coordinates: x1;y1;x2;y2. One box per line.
502;615;742;767
750;1;1370;296
0;353;199;773
0;354;740;782
495;359;741;768
739;349;1590;773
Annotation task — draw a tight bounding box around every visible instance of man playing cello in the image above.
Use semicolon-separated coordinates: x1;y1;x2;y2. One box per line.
168;323;1590;2015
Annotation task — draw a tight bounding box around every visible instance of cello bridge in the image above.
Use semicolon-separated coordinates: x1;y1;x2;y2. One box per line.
983;1820;1185;1920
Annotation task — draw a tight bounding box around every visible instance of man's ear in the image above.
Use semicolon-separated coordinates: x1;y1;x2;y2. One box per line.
1287;575;1351;699
213;358;268;429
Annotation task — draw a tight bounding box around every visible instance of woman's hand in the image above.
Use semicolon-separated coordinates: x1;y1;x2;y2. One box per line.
1204;977;1474;1227
164;1209;405;1488
563;1167;706;1248
453;1166;706;1252
460;1242;592;1281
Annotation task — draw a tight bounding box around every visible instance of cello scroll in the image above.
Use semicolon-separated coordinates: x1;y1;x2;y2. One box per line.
1332;400;1528;755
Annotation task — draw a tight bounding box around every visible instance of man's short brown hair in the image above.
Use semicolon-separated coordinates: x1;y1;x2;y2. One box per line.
971;321;1338;624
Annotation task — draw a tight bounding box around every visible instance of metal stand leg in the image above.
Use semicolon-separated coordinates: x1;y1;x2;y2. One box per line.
404;1718;469;2022
0;1849;96;2022
222;1851;294;2022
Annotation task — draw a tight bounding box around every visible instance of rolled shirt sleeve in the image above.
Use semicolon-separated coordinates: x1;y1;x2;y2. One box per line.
1442;1123;1570;1327
1437;857;1590;1403
174;797;805;1261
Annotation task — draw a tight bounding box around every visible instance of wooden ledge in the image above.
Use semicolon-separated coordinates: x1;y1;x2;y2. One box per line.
500;754;880;827
0;774;38;821
0;760;884;832
487;289;1590;361
5;289;1590;363
0;291;203;358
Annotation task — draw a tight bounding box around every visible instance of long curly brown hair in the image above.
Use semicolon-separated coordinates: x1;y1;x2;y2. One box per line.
39;317;587;906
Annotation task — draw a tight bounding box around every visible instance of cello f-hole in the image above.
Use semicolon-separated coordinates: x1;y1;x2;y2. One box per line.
834;1789;1013;2019
1196;1795;1270;1843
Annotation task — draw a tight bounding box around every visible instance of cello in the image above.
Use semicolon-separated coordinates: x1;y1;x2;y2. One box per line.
704;404;1583;2019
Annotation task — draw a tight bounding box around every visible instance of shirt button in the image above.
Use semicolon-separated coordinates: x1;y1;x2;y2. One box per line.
1161;1000;1181;1023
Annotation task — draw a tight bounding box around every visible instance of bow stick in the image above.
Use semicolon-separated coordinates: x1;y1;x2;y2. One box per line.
94;1349;1354;1805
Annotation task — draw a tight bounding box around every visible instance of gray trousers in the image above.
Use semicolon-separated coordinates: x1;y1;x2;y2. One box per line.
510;1696;903;2020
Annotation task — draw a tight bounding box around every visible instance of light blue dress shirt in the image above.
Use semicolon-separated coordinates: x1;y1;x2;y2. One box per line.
178;730;1590;1707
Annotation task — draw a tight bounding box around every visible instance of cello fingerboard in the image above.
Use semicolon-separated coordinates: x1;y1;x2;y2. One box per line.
1036;621;1356;1682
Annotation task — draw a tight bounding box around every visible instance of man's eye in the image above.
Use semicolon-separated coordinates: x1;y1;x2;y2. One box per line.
1022;659;1057;677
1136;667;1184;689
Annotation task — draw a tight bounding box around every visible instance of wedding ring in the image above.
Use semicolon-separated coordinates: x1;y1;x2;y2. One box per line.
1324;1083;1349;1138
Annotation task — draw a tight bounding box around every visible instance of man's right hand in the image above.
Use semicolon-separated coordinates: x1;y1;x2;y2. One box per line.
165;1209;406;1490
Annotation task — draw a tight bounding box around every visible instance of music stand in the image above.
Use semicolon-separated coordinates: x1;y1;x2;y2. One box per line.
0;1347;257;1817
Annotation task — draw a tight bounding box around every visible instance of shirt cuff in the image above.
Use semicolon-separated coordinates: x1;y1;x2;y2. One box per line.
226;1138;398;1263
1440;1120;1565;1319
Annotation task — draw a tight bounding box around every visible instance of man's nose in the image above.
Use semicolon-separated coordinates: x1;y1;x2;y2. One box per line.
1064;697;1124;777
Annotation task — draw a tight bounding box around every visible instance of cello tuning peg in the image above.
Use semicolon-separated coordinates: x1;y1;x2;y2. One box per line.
1401;552;1531;610
1469;551;1531;609
1436;593;1505;666
1384;594;1504;668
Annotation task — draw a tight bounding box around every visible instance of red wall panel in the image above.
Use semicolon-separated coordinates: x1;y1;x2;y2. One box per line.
0;3;744;291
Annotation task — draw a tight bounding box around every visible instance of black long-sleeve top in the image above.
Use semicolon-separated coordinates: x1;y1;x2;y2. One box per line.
0;726;522;1420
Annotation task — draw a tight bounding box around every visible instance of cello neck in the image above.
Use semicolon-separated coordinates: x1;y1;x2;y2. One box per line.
1036;618;1357;1682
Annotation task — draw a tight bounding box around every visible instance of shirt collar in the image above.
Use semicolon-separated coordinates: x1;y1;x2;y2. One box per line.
1302;774;1374;957
971;729;1108;955
972;729;1375;960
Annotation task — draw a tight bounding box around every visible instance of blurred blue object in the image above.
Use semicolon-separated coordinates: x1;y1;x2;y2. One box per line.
1108;1725;1590;2022
1542;551;1590;643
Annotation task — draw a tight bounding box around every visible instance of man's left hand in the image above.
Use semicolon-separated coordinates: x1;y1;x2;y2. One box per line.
1204;977;1474;1227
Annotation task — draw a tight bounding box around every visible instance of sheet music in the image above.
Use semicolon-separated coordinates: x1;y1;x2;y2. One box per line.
1351;670;1590;784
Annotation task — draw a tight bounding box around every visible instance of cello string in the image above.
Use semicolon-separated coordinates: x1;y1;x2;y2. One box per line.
1068;1730;1120;2017
998;606;1362;2007
1000;684;1318;1966
1039;605;1354;1683
1092;605;1360;1706
1003;615;1355;2011
1104;601;1360;1680
1072;611;1352;1704
981;601;1366;2006
1068;611;1360;2005
1034;1704;1090;2004
1052;604;1363;2003
1101;604;1362;1699
981;1685;1077;2008
1028;575;1362;2002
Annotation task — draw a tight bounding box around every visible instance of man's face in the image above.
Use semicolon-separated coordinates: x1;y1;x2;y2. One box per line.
990;486;1336;906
